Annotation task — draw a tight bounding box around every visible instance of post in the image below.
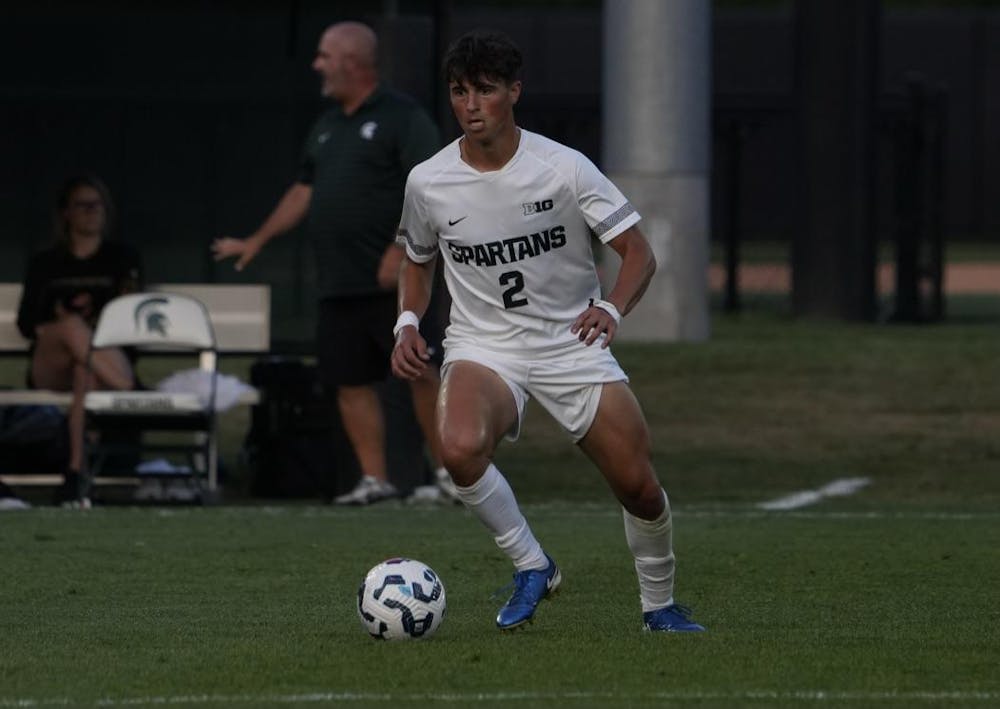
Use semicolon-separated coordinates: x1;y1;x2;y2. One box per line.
792;0;880;321
602;0;711;341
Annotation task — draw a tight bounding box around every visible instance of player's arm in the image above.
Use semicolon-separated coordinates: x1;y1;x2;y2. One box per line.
377;243;406;290
604;225;656;315
571;225;656;348
211;182;313;271
391;255;437;381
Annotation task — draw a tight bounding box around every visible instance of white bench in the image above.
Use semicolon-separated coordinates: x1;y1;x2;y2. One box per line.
0;283;270;490
0;282;269;408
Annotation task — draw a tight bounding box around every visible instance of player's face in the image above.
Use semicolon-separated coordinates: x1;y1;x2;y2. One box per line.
312;31;349;100
449;76;521;144
64;185;105;238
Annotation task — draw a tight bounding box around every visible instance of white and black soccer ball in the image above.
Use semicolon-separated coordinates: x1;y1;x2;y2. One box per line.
357;558;446;640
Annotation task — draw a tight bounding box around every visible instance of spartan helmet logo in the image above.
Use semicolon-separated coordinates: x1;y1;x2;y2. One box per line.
133;296;170;336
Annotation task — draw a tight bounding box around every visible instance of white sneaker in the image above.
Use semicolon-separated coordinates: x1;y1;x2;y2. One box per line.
406;484;443;504
434;467;462;505
333;476;398;506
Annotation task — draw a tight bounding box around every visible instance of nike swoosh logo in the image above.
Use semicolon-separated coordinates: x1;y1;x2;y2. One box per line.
448;216;467;226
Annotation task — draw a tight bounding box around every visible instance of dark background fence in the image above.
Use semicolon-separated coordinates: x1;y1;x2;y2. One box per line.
2;2;997;343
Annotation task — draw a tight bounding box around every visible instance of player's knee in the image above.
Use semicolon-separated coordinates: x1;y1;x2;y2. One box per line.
438;427;491;479
619;475;665;520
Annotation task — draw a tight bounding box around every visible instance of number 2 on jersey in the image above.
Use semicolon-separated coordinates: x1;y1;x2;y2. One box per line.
499;271;528;309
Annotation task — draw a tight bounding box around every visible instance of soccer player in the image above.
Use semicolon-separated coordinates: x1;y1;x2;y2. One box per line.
391;30;705;632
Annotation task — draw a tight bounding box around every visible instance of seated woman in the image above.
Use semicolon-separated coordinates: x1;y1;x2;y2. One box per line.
16;174;143;507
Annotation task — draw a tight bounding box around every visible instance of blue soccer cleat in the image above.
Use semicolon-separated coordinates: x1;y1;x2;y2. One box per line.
495;554;561;629
642;604;706;633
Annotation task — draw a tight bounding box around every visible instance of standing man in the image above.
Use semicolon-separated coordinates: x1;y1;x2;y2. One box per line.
213;21;455;505
391;30;705;632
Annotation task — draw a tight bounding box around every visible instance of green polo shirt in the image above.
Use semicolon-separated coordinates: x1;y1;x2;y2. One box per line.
297;86;439;298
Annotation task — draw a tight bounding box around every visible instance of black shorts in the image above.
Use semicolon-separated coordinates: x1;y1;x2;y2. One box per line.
316;294;445;389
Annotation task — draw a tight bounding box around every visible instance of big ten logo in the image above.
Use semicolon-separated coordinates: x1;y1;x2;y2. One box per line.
522;199;553;216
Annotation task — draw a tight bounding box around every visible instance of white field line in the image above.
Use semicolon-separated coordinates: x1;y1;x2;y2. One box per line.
3;689;1000;706
756;476;872;511
22;502;1000;522
208;505;1000;521
681;509;1000;520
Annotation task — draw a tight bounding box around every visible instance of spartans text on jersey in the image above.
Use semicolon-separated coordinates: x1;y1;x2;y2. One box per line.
447;225;566;267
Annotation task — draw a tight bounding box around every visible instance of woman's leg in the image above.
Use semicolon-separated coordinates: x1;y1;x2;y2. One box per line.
31;316;134;479
32;316;133;392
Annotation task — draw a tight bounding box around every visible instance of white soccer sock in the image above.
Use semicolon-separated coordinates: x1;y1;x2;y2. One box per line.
623;488;676;612
455;462;547;572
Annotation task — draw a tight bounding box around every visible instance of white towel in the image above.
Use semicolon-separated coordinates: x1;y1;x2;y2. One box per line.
155;369;255;412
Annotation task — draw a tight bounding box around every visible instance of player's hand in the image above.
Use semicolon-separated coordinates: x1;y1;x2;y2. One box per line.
391;326;432;380
571;302;618;349
211;236;260;272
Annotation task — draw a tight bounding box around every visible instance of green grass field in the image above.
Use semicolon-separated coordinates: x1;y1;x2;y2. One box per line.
2;305;999;707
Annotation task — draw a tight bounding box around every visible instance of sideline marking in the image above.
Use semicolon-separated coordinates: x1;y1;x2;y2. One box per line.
757;476;872;511
19;501;1000;522
3;689;1000;706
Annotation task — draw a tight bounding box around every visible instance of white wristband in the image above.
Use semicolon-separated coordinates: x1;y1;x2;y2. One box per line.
393;310;421;338
589;298;622;324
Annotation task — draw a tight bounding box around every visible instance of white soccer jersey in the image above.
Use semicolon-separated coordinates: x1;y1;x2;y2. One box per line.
397;129;640;355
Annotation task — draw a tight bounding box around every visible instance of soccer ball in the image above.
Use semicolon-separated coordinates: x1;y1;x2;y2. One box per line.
357;558;446;640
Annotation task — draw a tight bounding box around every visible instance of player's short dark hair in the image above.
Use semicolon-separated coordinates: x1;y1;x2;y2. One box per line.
443;30;522;86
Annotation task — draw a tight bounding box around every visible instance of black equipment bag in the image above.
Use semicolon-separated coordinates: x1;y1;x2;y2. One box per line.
245;358;356;499
0;404;68;475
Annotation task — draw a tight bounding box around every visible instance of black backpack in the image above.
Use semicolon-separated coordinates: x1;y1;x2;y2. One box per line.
244;358;356;500
0;404;69;476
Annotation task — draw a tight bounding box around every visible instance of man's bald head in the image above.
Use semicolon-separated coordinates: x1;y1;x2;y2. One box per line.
323;22;378;72
312;21;380;111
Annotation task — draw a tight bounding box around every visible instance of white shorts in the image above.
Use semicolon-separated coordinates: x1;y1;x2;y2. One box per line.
442;342;628;442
